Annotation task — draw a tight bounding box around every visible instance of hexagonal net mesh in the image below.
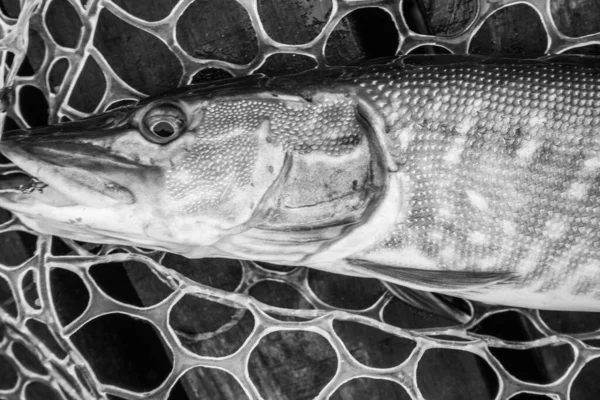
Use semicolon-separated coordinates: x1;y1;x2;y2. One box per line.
2;0;600;399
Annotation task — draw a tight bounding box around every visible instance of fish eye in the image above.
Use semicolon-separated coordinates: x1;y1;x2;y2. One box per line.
140;103;187;144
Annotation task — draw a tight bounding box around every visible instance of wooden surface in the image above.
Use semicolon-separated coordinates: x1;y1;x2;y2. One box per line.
2;1;600;400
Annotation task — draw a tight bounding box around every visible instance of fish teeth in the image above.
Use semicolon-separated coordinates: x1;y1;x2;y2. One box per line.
18;177;48;194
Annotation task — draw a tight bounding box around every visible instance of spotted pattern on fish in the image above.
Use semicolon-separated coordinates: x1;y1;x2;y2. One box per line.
353;60;600;296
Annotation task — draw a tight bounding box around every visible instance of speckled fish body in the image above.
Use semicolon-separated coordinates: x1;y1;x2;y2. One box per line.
2;55;600;311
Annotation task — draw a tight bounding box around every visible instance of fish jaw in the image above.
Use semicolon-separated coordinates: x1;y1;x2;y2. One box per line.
0;141;197;251
0;105;140;208
0;125;174;247
0;141;135;208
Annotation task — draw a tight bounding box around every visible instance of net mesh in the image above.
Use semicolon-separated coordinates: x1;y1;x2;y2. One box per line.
1;0;600;399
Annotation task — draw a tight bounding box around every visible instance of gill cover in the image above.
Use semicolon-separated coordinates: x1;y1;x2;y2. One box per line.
160;100;288;243
211;93;405;265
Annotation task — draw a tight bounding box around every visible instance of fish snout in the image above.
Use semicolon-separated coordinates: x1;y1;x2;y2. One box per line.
0;127;139;208
1;105;133;148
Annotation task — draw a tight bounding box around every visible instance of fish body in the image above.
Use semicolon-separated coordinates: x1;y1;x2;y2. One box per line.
2;55;600;310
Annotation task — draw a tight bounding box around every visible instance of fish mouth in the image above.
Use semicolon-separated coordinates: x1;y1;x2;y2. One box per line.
0;164;48;194
0;131;136;208
0;163;79;207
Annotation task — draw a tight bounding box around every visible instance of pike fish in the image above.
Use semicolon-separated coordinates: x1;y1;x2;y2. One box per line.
3;54;600;312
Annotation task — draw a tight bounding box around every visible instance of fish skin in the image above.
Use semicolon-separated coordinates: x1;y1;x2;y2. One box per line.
345;55;600;310
2;54;600;310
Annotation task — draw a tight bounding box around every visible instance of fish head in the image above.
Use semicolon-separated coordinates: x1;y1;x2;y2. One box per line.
0;94;291;254
0;86;397;262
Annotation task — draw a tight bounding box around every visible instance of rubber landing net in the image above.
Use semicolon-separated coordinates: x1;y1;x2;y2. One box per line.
1;0;600;399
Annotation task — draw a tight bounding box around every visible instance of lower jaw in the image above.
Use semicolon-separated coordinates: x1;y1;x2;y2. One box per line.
14;213;192;255
16;213;123;243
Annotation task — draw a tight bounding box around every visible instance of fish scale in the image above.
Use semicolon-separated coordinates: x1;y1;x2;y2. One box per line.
349;58;600;305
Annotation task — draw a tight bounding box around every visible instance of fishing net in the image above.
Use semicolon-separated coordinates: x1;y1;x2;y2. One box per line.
1;0;600;399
